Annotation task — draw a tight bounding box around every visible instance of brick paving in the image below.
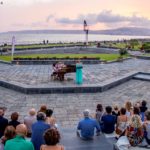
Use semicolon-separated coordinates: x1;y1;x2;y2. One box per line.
0;59;150;87
0;79;150;128
0;59;150;128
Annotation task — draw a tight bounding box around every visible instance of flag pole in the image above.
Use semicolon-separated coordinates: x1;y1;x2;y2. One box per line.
11;36;15;61
83;20;89;47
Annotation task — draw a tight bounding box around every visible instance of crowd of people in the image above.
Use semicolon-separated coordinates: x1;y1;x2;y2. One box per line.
0;105;64;150
0;100;150;150
77;100;150;148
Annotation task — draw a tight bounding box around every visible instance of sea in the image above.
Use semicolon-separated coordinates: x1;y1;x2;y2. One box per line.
0;33;150;45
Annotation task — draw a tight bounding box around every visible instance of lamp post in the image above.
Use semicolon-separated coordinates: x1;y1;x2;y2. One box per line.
83;20;89;47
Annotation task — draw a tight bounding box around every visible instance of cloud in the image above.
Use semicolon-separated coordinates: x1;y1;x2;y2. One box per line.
96;10;128;23
46;14;55;23
56;15;83;25
56;10;150;28
129;15;150;27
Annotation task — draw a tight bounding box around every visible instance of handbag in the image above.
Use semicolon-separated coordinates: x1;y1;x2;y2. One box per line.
116;127;122;135
115;136;130;150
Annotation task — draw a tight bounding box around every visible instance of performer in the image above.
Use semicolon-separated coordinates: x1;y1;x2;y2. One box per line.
51;62;66;81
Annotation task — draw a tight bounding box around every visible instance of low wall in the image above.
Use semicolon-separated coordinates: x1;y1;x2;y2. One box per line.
133;55;150;60
12;59;101;65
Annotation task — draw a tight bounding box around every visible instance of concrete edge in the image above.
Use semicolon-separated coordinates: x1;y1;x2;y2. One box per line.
0;60;11;65
0;71;144;94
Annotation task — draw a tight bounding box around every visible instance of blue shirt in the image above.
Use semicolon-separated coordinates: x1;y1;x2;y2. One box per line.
77;118;100;138
101;114;116;134
31;121;50;150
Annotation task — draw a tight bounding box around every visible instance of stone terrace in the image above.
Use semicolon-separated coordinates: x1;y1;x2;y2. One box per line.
0;59;150;87
0;58;150;126
0;78;150;128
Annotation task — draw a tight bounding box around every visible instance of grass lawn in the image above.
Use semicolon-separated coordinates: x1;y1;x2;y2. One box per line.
0;54;129;62
143;54;150;56
0;43;84;50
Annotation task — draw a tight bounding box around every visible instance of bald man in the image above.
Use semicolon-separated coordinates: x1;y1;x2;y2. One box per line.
4;124;34;150
0;108;8;138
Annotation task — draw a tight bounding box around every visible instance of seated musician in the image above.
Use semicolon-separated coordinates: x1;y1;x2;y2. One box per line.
51;62;66;81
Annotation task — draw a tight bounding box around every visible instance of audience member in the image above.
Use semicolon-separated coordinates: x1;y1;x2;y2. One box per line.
95;104;104;126
115;107;128;136
0;109;8;138
140;100;148;122
38;105;47;114
8;112;20;128
125;107;144;146
31;112;50;150
143;110;150;145
40;128;64;150
24;108;36;137
125;101;132;118
1;125;16;145
4;124;34;150
77;109;100;140
45;109;56;127
134;101;141;108
112;104;120;119
101;106;116;134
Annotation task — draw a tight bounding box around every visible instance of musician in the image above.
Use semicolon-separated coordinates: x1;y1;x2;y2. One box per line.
51;62;66;81
54;62;66;72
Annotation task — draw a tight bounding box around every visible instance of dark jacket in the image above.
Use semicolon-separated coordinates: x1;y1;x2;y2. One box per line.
0;116;8;138
8;120;20;128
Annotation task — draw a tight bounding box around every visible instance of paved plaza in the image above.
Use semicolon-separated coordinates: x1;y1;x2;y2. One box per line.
0;59;150;87
0;58;150;128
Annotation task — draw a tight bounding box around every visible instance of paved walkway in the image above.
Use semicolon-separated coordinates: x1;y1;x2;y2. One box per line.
0;59;150;87
0;59;150;127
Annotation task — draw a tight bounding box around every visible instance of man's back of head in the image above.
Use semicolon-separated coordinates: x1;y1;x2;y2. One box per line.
29;108;36;116
83;109;90;118
105;106;112;114
36;112;46;121
16;124;27;137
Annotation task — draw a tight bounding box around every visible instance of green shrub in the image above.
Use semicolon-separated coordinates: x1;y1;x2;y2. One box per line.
142;42;150;52
119;49;128;56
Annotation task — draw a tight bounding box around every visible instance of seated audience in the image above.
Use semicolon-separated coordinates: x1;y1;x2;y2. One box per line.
77;109;100;140
125;107;144;146
8;112;20;128
40;128;64;150
115;107;128;136
125;101;132;119
4;124;34;150
38;105;47;114
31;112;50;150
0;108;8;138
140;100;148;122
95;104;104;126
101;106;116;134
143;110;150;145
45;109;56;127
1;125;16;145
24;108;36;137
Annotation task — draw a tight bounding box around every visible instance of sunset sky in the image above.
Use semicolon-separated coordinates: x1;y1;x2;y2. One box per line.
0;0;150;32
